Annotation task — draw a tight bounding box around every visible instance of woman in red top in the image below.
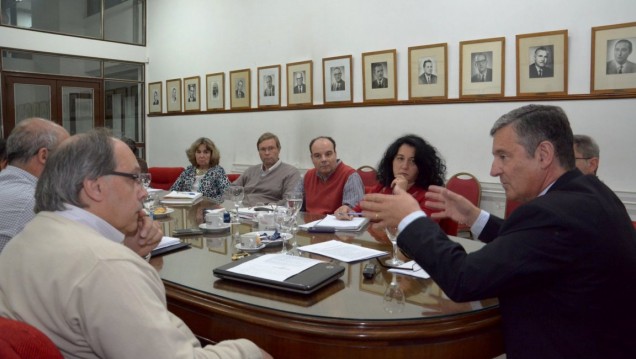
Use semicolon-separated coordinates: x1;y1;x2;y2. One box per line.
335;134;446;219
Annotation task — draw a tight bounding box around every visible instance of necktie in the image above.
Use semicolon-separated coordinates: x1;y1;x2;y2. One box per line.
482;74;486;81
538;68;542;77
618;65;623;74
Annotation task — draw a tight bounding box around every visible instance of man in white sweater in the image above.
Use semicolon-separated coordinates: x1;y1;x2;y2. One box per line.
234;132;301;206
0;129;271;359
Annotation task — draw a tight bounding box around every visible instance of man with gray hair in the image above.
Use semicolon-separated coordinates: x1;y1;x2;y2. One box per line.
0;129;271;359
362;105;636;359
0;118;69;252
573;134;600;175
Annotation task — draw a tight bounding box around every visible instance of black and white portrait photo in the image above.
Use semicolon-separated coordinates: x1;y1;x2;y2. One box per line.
152;90;159;105
418;58;437;85
293;71;306;94
211;82;219;98
606;38;636;75
528;45;554;78
371;62;388;88
263;75;275;97
187;84;197;102
235;79;245;98
331;66;345;91
471;52;493;82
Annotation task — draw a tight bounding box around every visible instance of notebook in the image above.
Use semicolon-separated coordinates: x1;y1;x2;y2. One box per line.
213;254;345;294
151;236;191;257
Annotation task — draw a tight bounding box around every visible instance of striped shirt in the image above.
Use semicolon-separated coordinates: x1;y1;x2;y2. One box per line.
0;166;38;253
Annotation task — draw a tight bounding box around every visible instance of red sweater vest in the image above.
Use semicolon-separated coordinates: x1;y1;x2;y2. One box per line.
304;162;355;214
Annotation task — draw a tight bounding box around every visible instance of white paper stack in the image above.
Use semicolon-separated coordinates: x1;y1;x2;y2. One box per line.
160;191;203;204
299;215;369;231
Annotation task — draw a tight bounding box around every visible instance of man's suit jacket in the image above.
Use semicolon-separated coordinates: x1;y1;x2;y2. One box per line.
418;73;438;84
264;86;275;96
293;85;305;94
528;64;554;78
235;90;245;98
331;80;346;91
398;169;636;359
371;77;388;88
606;60;636;74
471;68;493;82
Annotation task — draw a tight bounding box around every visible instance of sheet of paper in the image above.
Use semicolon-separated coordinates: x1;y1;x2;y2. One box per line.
300;239;387;263
388;260;430;279
156;236;182;250
227;254;323;282
299;215;369;231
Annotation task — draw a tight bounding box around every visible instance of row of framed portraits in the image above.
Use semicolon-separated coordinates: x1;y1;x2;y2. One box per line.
148;22;636;114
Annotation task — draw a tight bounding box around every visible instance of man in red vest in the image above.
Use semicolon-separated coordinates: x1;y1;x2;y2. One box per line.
302;136;364;214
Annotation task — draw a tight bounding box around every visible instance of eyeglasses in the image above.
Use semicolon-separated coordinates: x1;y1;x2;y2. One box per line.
575;157;591;160
108;171;142;185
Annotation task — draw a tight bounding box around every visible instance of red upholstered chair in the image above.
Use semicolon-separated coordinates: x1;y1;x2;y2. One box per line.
0;317;63;359
356;165;379;194
445;172;481;238
226;173;240;183
504;199;522;218
148;167;184;190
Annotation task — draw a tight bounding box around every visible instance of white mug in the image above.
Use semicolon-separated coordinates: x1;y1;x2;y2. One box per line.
205;212;224;228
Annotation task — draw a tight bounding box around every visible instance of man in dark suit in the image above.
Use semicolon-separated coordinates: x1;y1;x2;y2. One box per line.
606;39;636;74
235;80;245;98
529;47;554;78
361;104;636;359
331;67;345;91
371;63;388;88
470;53;492;82
293;72;306;94
263;75;275;97
418;59;437;84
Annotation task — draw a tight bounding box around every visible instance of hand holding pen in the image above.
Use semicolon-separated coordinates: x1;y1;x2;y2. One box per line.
334;205;363;221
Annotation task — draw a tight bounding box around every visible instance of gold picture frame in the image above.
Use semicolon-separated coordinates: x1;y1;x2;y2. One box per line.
257;64;281;108
322;55;353;104
183;76;200;112
591;21;636;94
362;49;397;102
166;78;182;113
148;81;162;114
460;37;505;98
206;72;225;111
408;43;448;100
230;69;251;110
287;60;312;106
516;30;568;97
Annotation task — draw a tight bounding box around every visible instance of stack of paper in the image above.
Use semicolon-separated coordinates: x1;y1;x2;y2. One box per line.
151;236;190;257
300;240;387;263
237;206;274;220
160;191;203;204
299;215;369;231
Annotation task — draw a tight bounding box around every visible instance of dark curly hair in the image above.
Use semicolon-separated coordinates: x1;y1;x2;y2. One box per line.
376;134;446;188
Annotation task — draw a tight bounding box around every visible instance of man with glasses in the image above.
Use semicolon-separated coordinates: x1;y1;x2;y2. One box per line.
471;52;492;82
0;129;271;359
573;134;600;175
233;132;300;206
331;67;346;91
0;118;69;253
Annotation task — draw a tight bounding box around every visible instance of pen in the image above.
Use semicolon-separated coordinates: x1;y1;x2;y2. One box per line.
346;212;364;217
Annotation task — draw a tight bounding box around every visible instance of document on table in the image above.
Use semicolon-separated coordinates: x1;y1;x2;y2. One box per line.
299;215;369;231
227;254;323;282
300;240;387;263
388;260;430;279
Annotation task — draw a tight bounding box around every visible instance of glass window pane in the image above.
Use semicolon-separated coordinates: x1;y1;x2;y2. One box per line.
1;0;101;39
2;50;101;78
104;0;144;45
14;84;52;123
105;81;143;142
62;87;95;135
104;61;143;81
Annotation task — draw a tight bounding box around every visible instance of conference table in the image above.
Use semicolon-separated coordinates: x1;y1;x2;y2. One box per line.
151;198;504;359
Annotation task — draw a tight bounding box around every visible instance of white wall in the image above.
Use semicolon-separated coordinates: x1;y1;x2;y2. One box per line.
145;0;636;191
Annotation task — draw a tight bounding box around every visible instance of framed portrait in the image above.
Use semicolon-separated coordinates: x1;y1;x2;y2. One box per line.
257;65;281;108
229;69;251;110
148;81;162;114
166;78;182;113
322;55;353;104
516;30;568;97
591;21;636;94
206;72;225;111
408;43;448;100
287;60;312;106
460;37;505;98
362;49;397;102
183;76;200;112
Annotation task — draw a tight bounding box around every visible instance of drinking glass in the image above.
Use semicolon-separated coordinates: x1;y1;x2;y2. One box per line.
142;192;159;219
383;272;405;313
274;206;293;255
384;226;404;266
227;186;245;216
284;192;303;252
139;173;152;189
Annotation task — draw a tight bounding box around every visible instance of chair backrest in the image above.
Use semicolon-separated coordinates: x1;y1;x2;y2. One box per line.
446;172;481;207
226;173;240;183
148;167;184;190
504;199;522;218
356;165;379;193
0;317;63;359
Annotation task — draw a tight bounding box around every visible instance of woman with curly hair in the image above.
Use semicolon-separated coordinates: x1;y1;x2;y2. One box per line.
335;134;446;220
171;137;230;204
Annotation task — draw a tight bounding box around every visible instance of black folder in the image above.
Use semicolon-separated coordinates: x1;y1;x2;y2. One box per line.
213;254;345;295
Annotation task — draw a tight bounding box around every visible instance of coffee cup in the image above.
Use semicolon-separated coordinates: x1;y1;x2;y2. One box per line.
205;212;224;228
257;212;276;231
240;233;260;248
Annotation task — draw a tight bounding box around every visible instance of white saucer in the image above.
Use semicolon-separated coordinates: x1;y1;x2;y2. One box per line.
199;223;231;233
235;243;266;253
152;207;174;218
